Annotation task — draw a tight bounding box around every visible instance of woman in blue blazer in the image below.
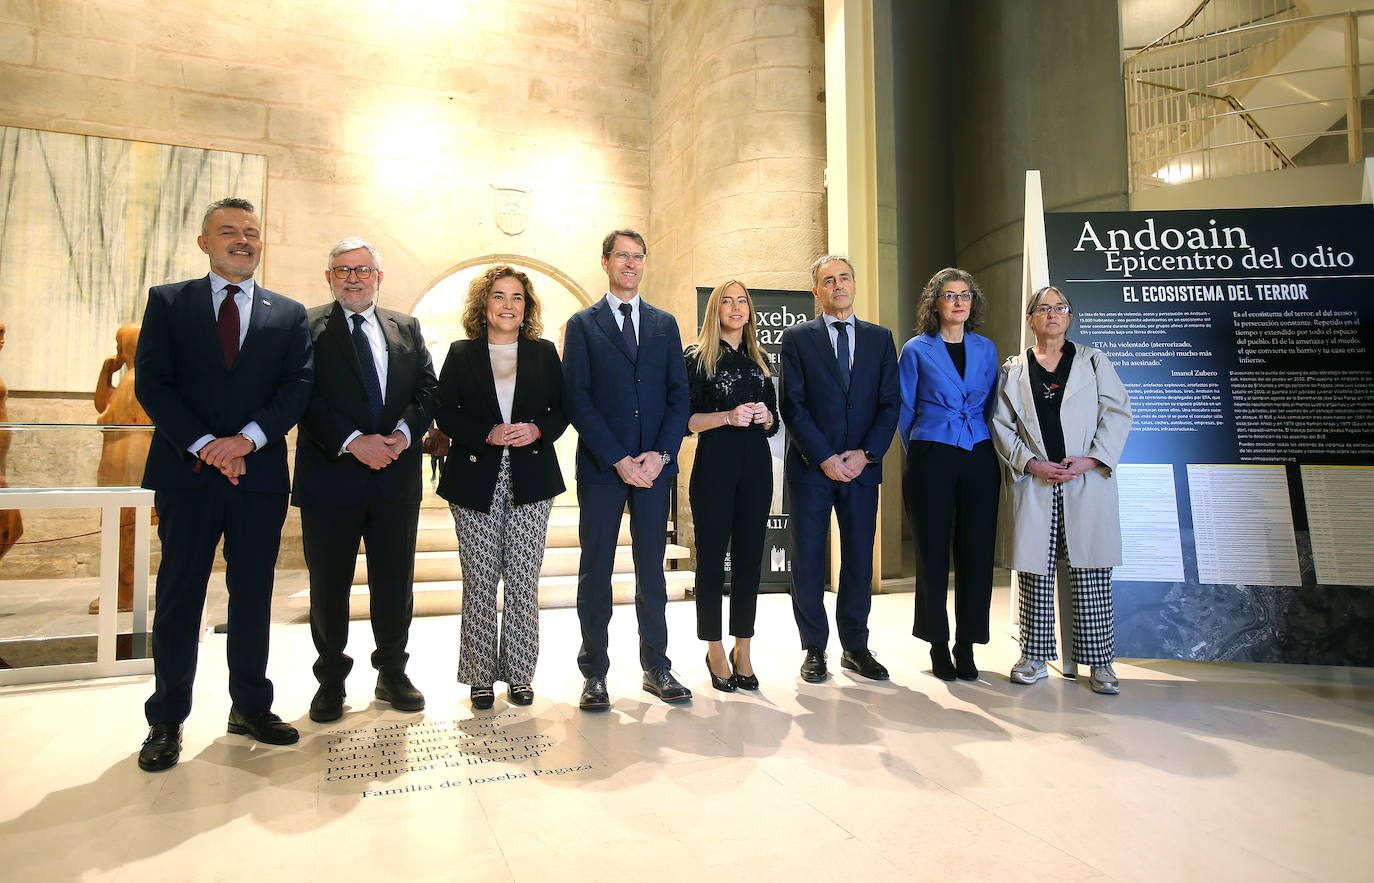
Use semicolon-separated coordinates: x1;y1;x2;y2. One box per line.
898;268;1000;681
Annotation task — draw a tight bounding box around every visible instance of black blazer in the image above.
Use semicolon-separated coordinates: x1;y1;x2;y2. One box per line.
435;335;568;512
291;302;438;508
135;275;313;494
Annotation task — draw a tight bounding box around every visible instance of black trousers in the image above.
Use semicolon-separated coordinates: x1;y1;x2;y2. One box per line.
904;439;1000;645
302;498;420;686
689;429;772;641
145;483;287;726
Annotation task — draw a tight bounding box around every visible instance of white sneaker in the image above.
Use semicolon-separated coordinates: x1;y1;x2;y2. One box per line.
1089;663;1120;695
1009;656;1048;685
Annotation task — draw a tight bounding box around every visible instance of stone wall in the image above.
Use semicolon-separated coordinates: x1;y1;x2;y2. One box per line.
0;0;653;316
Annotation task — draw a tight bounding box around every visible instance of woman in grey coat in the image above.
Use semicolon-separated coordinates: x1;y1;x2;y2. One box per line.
990;285;1132;694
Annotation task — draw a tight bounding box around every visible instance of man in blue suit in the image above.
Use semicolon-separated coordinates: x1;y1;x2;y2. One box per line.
134;198;313;771
779;254;900;682
563;229;691;708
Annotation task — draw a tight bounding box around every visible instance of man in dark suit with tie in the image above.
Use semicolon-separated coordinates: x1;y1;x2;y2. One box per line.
779;254;900;683
562;229;691;708
134;198;313;771
292;238;437;723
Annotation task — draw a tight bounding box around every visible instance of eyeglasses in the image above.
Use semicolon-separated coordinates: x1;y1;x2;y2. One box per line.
611;251;646;263
939;291;973;303
331;265;377;280
1032;304;1071;315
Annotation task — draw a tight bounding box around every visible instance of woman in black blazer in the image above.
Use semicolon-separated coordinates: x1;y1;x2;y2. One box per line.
435;265;567;710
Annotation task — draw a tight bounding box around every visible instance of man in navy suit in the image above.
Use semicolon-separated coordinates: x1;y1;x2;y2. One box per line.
562;229;691;708
779;254;900;683
292;237;437;724
134;198;313;771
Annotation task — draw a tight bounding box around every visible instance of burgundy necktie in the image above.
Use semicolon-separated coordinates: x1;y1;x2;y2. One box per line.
218;284;241;370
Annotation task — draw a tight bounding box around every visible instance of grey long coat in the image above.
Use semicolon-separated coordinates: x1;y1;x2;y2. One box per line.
990;343;1132;574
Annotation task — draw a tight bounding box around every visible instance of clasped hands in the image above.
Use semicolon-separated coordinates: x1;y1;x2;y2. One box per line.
199;434;255;484
485;422;540;448
724;402;772;429
348;430;408;470
820;449;869;483
614;452;665;489
1027;456;1099;484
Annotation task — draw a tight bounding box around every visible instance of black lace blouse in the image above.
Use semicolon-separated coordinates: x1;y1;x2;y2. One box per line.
684;341;780;438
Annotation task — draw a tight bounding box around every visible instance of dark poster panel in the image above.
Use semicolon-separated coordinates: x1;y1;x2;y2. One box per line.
694;286;814;588
1045;205;1374;665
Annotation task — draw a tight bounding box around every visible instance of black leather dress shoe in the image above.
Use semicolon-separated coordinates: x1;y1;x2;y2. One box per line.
952;642;979;681
507;684;534;706
227;708;300;745
138;723;182;772
376;671;425;712
800;646;828;683
841;648;890;681
309;683;345;723
471;687;495;710
729;648;759;690
579;676;609;710
642;668;692;703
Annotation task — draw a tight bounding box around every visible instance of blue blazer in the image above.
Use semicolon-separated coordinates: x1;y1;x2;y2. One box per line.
561;298;689;484
135;275;314;494
897;331;998;452
778;316;900;488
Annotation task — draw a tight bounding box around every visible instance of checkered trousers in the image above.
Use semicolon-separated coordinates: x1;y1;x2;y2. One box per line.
451;455;554;688
1016;482;1115;665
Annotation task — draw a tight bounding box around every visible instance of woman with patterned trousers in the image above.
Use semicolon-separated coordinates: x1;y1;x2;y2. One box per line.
685;280;778;691
990;285;1132;694
436;266;567;709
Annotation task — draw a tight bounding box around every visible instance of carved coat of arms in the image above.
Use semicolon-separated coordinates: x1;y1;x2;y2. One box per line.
492;185;529;236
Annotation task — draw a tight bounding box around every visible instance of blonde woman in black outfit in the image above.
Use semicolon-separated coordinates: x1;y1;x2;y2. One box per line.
685;280;779;691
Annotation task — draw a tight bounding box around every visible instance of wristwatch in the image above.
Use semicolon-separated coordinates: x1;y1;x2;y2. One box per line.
659;451;672;466
863;449;877;466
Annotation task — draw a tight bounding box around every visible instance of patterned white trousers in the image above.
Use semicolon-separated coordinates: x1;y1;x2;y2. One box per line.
1016;482;1115;665
451;456;554;687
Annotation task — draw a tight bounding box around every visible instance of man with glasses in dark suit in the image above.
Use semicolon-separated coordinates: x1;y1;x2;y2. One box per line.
292;237;437;724
562;229;691;709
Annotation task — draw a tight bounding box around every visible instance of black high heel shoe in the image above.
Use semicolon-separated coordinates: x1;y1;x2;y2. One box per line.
707;653;737;691
471;687;495;710
729;648;759;690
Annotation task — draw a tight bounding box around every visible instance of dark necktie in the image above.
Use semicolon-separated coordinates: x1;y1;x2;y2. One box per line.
218;284;240;370
351;313;384;433
619;302;637;359
835;320;851;390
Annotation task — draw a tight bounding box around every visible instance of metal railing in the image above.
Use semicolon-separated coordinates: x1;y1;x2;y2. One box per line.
1125;1;1374;190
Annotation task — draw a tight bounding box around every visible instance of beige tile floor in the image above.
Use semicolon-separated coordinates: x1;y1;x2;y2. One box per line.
0;588;1371;882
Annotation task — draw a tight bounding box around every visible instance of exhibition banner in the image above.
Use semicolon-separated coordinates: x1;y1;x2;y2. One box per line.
695;286;813;587
1045;205;1374;665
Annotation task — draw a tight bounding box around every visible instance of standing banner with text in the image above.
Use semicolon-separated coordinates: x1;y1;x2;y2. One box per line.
1045;205;1374;665
695;286;813;588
